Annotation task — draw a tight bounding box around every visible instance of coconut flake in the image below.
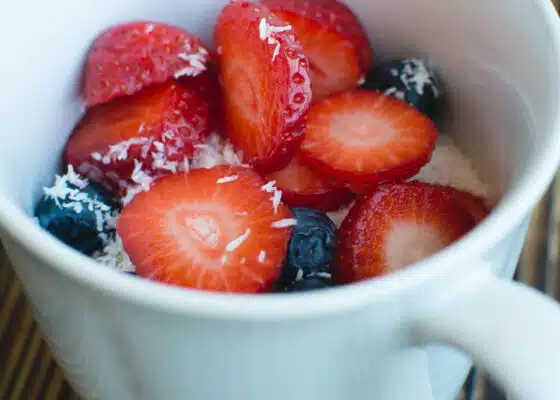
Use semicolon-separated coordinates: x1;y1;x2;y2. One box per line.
65;165;87;189
175;46;208;78
261;180;277;192
93;234;135;272
412;135;489;198
399;58;439;97
225;228;251;252
295;269;304;281
271;190;282;214
190;134;245;170
43;165;117;243
258;17;292;62
217;175;239;184
271;218;298;228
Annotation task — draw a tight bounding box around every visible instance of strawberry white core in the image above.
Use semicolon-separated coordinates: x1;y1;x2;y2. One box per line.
165;203;242;268
385;221;447;271
184;216;221;249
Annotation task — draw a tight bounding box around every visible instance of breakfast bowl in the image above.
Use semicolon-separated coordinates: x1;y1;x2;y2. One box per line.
1;0;560;399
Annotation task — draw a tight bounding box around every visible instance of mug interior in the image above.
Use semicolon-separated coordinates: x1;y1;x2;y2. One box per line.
0;0;558;311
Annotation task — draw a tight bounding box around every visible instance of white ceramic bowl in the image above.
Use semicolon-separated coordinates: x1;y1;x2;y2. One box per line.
1;0;560;399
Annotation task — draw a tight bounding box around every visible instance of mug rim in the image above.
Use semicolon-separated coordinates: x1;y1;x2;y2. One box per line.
1;0;559;320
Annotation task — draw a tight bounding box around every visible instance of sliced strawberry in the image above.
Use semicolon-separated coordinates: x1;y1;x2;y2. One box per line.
263;0;372;100
300;90;438;193
333;182;476;284
215;1;312;173
178;62;223;134
265;152;353;211
65;82;209;195
117;166;294;293
409;181;491;223
447;187;490;223
83;21;210;107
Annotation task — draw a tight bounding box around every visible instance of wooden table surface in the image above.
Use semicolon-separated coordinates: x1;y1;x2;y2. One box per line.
1;2;560;398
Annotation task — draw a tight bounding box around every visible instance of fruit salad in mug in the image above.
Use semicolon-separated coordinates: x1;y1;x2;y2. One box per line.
35;0;491;294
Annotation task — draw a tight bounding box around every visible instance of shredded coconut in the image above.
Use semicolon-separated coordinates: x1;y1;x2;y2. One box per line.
413;135;489;198
326;135;490;228
92;131;489;275
260;180;283;213
261;180;277;192
43;165;119;246
217;175;239;184
90;129;197;205
271;218;298;228
65;165;87;188
271;190;283;214
225;228;251;252
190;134;245;169
93;234;134;273
258;17;292;62
400;58;439;97
384;87;406;101
295;269;304;281
175;46;208;78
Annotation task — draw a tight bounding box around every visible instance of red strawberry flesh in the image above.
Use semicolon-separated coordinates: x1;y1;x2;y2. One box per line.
300;90;438;193
450;189;490;223
333;182;476;284
65;82;210;196
84;21;210;107
178;62;223;134
117;166;294;293
263;0;372;100
214;1;312;173
265;152;353;211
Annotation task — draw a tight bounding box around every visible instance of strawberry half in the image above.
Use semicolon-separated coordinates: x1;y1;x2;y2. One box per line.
215;1;312;173
65;82;210;196
83;21;210;107
265;152;353;212
446;187;490;223
300;90;438;193
333;182;476;284
263;0;372;100
117;166;295;293
178;62;223;134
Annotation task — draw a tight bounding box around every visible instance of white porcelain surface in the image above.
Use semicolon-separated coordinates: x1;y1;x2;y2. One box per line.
0;0;560;399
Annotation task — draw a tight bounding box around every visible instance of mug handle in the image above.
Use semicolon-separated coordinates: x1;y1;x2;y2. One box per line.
410;262;560;400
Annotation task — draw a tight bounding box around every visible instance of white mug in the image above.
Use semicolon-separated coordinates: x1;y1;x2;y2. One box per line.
1;0;560;399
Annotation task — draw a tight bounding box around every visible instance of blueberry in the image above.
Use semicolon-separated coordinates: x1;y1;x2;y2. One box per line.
287;275;334;292
278;207;337;289
361;58;441;120
35;166;121;255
